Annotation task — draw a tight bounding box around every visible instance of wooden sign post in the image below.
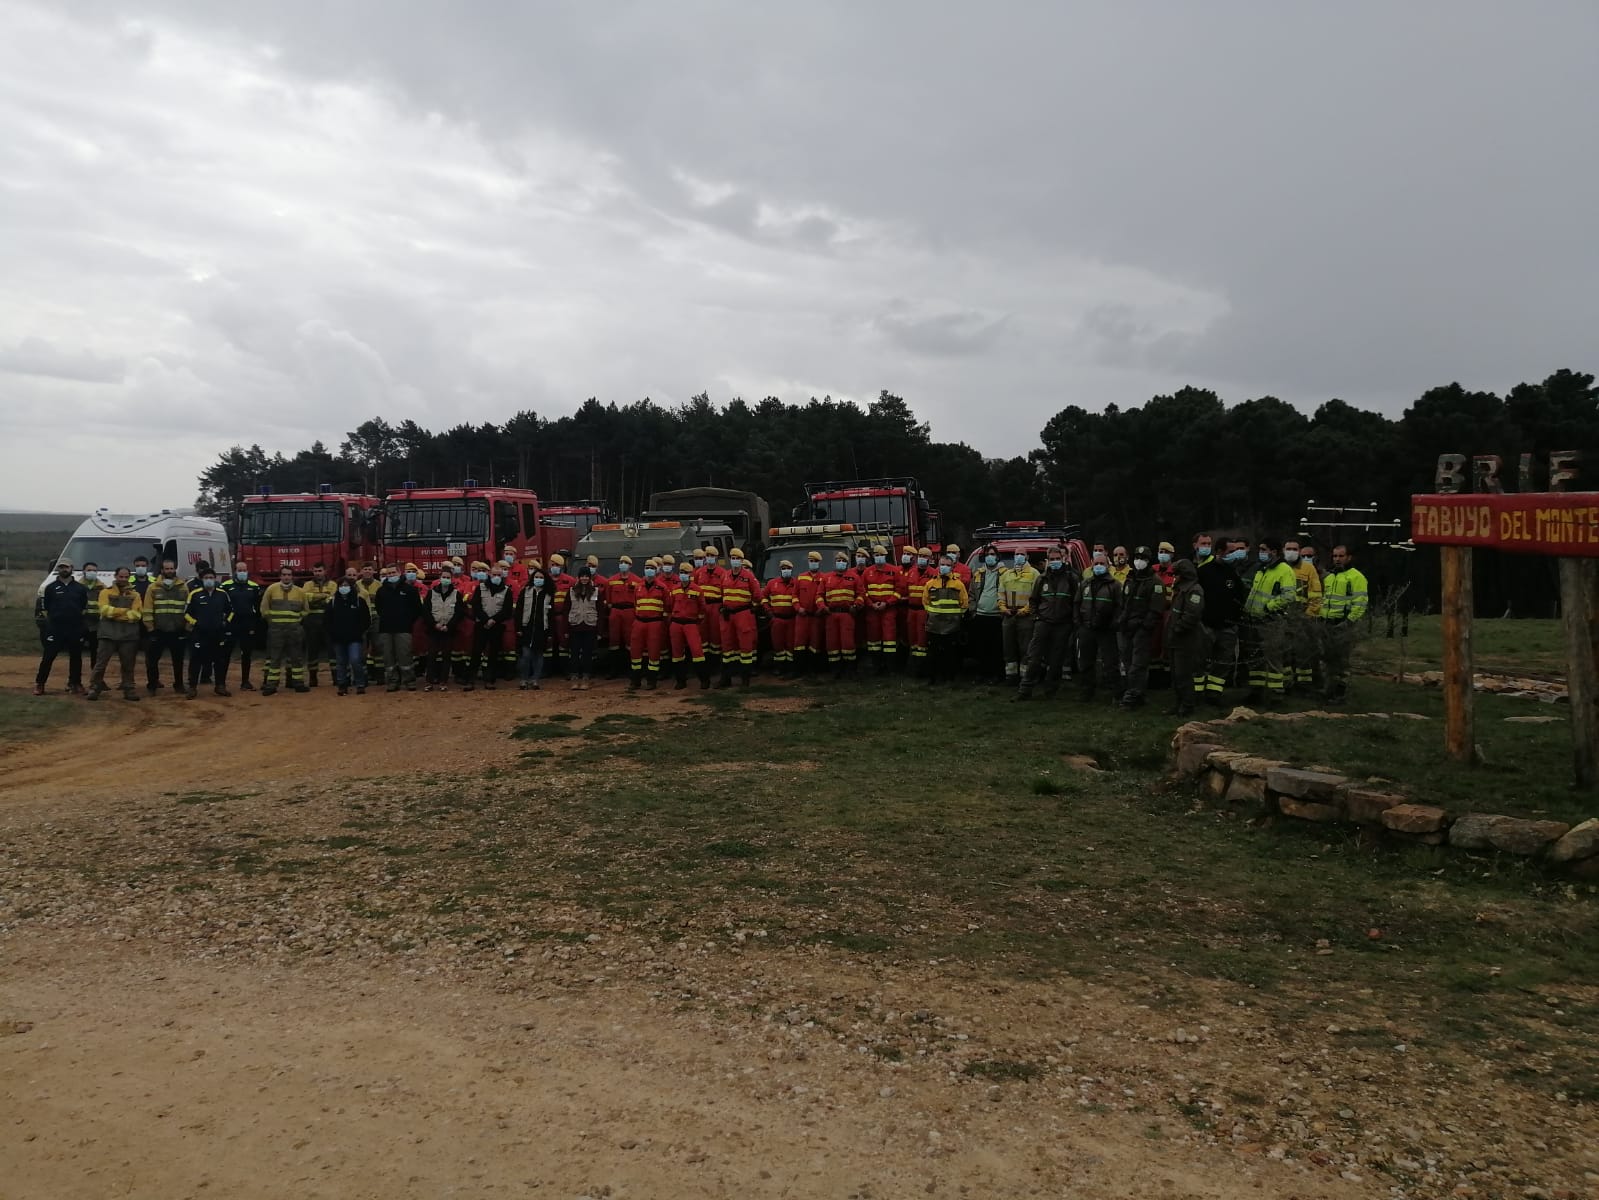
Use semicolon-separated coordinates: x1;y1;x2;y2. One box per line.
1412;487;1599;786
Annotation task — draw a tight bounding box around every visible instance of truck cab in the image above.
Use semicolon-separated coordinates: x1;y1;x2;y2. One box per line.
381;481;545;573
758;523;892;583
796;477;939;558
239;487;381;580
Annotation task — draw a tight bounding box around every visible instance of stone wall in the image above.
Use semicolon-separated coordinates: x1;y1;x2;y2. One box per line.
1170;715;1599;880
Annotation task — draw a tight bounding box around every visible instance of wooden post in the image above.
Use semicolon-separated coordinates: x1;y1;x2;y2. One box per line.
1558;557;1599;789
1440;546;1475;763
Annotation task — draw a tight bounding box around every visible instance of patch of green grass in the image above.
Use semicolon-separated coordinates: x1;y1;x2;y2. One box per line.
546;712;581;722
510;721;582;740
1222;683;1594;824
962;1059;1041;1082
1029;776;1068;796
705;839;763;859
0;690;82;748
1357;614;1565;679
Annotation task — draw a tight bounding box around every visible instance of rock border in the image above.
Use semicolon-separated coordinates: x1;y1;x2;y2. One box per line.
1169;711;1599;880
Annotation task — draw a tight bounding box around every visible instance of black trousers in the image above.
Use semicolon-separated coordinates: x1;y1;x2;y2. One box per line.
36;633;83;688
217;637;254;687
188;632;228;688
928;631;961;683
147;629;186;687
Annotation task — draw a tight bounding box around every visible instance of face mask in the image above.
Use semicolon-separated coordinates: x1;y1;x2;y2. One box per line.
873;554;885;565
618;562;631;574
900;553;912;565
202;578;217;589
938;564;952;577
280;578;294;588
835;562;847;573
490;574;502;584
916;556;927;567
338;584;351;595
679;570;691;583
644;568;656;580
1092;564;1108;577
1047;560;1063;571
235;571;249;582
134;566;147;577
470;571;484;582
1284;550;1300;564
532;576;545;588
439;578;452;589
780;568;792;580
730;562;742;573
1195;545;1212;558
1133;558;1149;572
1013;554;1027;567
693;557;704;568
1258;551;1271;563
1113;558;1127;568
1157;552;1172;564
401;570;415;582
1225;549;1246;563
855;557;867;567
984;555;997;567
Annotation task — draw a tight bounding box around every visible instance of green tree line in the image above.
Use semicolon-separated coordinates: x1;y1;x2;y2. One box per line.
197;371;1598;554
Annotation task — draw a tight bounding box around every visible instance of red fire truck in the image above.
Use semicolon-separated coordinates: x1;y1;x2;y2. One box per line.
538;500;613;563
795;477;942;556
238;486;381;580
381;481;547;573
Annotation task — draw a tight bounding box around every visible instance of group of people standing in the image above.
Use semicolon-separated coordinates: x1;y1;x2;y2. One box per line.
32;533;1370;714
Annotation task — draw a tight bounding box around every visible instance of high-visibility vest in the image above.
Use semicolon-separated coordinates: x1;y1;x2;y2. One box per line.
1245;562;1296;617
923;577;966;617
1322;568;1369;622
145;577;191;629
302;579;337;616
262;583;308;624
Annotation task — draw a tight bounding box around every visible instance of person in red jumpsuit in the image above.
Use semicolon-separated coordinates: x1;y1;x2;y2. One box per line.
821;551;864;679
546;554;576;677
791;551;826;676
860;542;906;674
693;546;723;670
666;562;711;689
903;546;933;675
603;555;641;676
762;559;800;676
717;548;761;688
628;559;669;690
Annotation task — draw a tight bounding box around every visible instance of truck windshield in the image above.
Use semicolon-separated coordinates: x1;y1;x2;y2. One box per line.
60;536;162;572
806;495;908;531
385;499;490;542
240;501;342;544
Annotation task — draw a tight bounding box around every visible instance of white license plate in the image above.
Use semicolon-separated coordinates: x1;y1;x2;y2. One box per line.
447;541;467;556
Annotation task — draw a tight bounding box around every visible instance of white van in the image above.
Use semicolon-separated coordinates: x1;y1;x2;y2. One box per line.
44;509;233;589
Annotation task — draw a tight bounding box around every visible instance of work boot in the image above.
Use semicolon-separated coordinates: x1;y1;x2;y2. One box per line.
262;684;277;696
629;673;641;691
740;670;751;689
646;674;658;691
293;681;309;693
674;667;688;691
337;685;348;696
186;685;198;700
357;686;367;695
86;686;101;701
698;669;711;690
32;684;44;696
68;683;84;696
146;682;159;695
122;689;141;702
240;679;256;691
463;682;475;692
387;681;401;693
718;670;732;689
214;685;231;697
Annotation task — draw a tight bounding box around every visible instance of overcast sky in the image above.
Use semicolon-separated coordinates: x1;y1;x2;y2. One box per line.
2;1;1595;512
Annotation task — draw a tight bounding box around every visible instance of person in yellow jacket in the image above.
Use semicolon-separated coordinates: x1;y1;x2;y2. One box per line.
997;548;1040;686
260;564;310;695
1319;545;1370;705
1243;539;1297;704
142;558;192;694
88;566;144;701
1282;538;1324;692
300;562;338;687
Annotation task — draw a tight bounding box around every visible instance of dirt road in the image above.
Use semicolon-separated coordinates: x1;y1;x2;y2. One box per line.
0;657;1584;1198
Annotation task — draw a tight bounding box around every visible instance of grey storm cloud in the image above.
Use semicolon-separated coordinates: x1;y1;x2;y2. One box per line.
0;0;1595;511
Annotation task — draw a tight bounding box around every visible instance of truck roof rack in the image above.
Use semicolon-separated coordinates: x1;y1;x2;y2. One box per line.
973;522;1084;542
803;477;923;495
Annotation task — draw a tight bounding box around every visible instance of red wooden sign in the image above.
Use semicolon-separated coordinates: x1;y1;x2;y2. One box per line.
1412;493;1599;556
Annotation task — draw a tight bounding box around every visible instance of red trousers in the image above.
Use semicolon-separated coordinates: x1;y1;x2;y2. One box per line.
669;620;704;663
629;618;664;672
865;606;898;653
768;614;795;663
721;608;757;666
701;609;722;655
905;606;928;658
608;608;635;655
795;612;822;653
826;610;857;660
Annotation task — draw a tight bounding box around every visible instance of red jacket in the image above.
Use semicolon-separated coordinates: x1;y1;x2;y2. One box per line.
603;572;642;610
792;568;826;616
763;575;799;615
666;583;706;621
820;568;864;612
719;566;761;611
